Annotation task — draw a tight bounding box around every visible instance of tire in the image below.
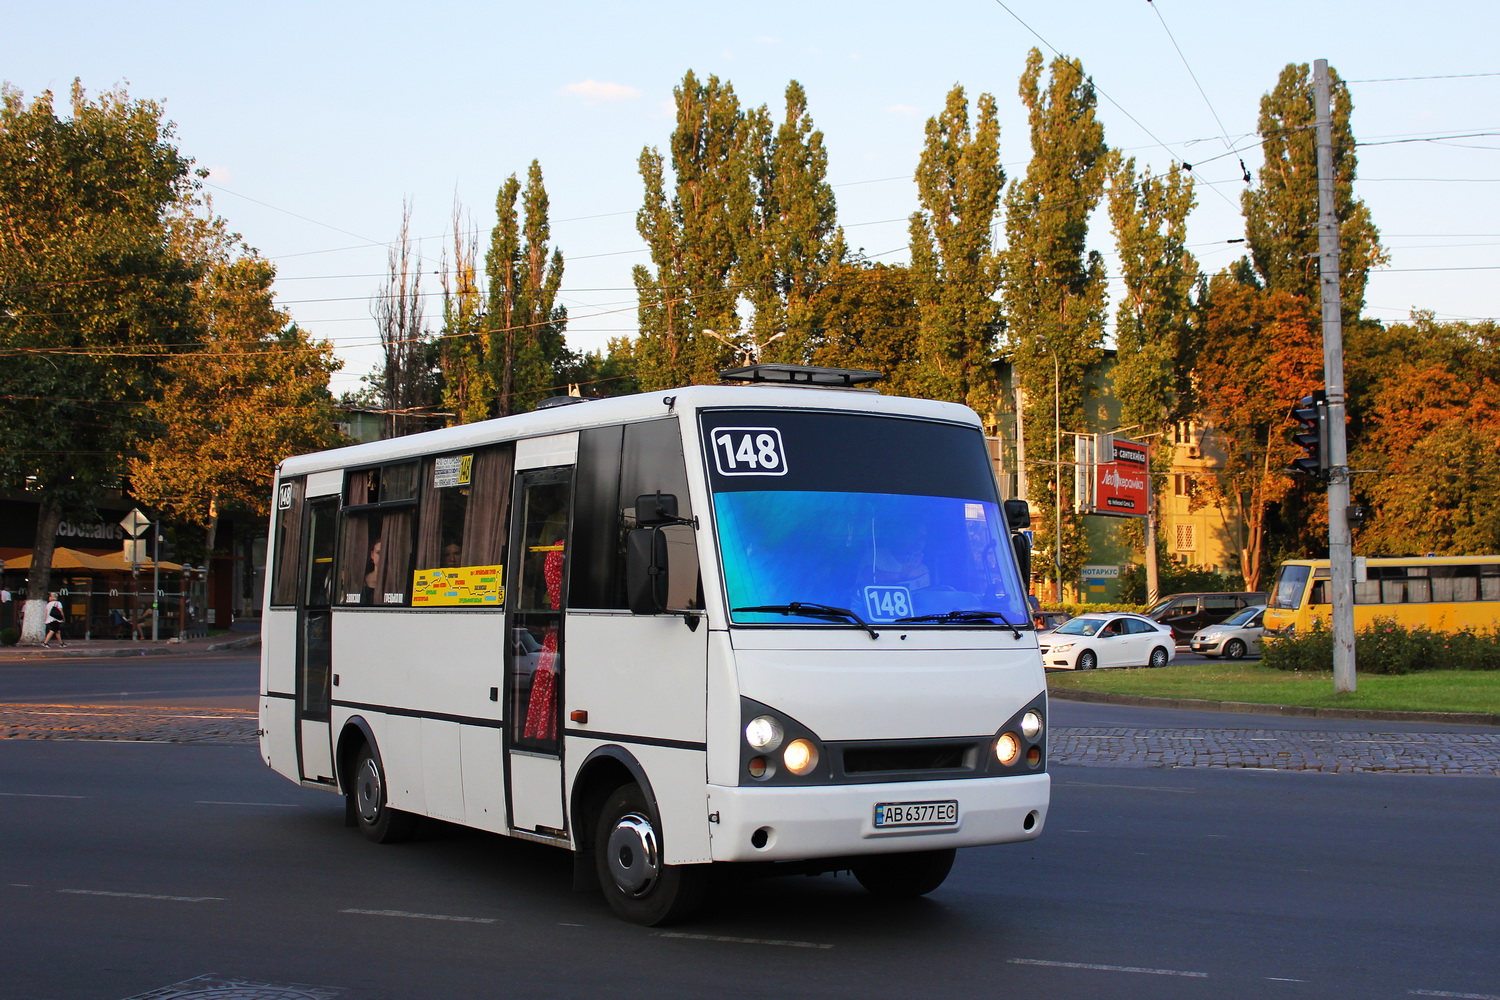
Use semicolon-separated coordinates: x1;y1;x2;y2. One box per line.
1224;638;1247;660
1077;650;1097;671
851;848;957;898
350;744;418;844
1148;646;1171;669
594;784;707;926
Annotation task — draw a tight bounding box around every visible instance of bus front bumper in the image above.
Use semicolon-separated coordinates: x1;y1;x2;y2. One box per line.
705;773;1050;863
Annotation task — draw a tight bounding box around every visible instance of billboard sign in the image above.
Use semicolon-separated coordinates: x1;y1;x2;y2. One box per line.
1095;437;1149;517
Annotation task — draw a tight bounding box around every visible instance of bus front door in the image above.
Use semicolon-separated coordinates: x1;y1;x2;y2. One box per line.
297;497;337;784
504;468;572;836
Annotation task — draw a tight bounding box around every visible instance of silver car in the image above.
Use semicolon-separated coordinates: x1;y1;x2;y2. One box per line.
1190;605;1266;659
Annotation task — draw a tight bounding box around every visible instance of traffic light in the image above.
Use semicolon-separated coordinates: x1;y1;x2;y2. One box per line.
1290;390;1329;479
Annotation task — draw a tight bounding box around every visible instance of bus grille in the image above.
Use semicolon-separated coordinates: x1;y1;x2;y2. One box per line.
841;743;971;774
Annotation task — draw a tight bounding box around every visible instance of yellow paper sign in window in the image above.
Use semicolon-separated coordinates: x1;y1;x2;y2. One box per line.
412;565;504;607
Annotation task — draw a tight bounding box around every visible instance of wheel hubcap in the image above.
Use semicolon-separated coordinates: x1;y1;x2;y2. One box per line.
356;758;382;824
605;812;660;897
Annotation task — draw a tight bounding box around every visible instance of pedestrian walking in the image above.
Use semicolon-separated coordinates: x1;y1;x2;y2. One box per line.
42;591;66;648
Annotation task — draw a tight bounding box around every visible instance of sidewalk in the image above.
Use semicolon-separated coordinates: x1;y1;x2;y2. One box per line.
0;628;259;662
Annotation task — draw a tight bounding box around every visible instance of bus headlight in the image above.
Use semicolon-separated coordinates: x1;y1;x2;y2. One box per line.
1020;709;1043;740
995;732;1022;766
783;739;819;776
745;716;784;752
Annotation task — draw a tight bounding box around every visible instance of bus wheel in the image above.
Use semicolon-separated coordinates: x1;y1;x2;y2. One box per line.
852;849;956;898
1149;646;1171;669
351;744;417;844
1224;639;1247;660
594;784;707;926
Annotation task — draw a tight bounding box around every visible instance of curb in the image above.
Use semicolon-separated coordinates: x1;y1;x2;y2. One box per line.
0;635;260;661
1050;688;1500;727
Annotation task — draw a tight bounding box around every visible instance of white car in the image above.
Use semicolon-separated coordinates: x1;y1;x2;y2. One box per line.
1039;612;1176;671
1190;604;1266;659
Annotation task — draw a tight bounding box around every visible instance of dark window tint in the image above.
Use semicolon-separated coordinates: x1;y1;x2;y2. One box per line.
270;478;305;607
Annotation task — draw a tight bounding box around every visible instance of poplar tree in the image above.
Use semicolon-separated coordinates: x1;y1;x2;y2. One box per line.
632;71;750;390
1001;50;1109;593
438;199;492;424
907;85;1005;414
740;81;843;365
1242;62;1383;318
485;160;566;414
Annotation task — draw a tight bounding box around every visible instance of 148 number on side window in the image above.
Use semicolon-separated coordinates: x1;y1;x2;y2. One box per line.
711;427;789;477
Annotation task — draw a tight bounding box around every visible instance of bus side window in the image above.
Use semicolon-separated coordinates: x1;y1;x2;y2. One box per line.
1310;580;1330;605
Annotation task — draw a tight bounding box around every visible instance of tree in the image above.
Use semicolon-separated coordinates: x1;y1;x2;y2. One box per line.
129;228;346;554
1001;50;1109;595
739;81;843;365
808;259;921;389
373;201;437;436
1241;62;1384;319
437;198;492;425
632;71;752;389
0;82;200;642
908;85;1005;413
485;161;567;414
1190;277;1324;590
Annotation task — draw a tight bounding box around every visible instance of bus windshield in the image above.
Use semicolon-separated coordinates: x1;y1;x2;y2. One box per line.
1270;564;1311;609
702;410;1030;627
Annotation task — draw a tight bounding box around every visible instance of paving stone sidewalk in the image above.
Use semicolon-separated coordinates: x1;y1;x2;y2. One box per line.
2;705;1498;774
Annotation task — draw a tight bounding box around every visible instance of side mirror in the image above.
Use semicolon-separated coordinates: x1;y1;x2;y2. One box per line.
635;493;680;527
626;527;669;615
1011;530;1032;584
1003;498;1031;532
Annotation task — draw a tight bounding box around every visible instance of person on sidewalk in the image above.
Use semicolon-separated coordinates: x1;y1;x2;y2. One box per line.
42;592;66;648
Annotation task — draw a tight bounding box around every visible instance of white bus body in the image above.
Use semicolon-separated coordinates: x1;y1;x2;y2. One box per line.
260;373;1049;924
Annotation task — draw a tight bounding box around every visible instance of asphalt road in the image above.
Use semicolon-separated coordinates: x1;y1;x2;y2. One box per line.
2;650;1498;999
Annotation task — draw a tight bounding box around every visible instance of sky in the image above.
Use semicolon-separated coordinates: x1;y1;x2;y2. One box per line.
6;0;1500;399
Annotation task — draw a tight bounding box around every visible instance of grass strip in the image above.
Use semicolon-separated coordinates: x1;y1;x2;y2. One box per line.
1046;660;1500;716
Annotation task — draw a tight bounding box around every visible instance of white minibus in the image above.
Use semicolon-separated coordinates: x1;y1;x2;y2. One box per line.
259;364;1050;924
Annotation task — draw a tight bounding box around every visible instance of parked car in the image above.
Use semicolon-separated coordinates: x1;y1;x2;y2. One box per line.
1038;612;1176;670
1190;604;1266;659
1146;591;1268;643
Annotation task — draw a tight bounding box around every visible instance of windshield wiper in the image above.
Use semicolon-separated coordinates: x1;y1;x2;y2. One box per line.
732;602;880;640
893;609;1024;639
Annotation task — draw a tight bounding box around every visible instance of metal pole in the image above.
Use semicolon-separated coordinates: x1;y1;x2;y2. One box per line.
1053;351;1063;603
152;519;161;642
1315;59;1356;692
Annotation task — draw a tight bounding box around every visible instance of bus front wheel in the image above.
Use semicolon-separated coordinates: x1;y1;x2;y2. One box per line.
594;784;707;926
351;744;418;844
851;848;956;898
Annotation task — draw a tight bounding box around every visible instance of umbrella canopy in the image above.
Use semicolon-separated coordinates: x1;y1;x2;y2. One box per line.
94;551;183;572
3;546;117;572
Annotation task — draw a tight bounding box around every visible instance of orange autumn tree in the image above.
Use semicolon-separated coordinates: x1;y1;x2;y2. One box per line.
1189;276;1324;590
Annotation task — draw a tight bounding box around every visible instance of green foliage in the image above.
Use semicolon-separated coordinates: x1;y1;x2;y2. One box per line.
1038;601;1147;617
1116;562;1245;605
1001;49;1109;591
1264;619;1500;674
908;85;1004;414
1241;62;1384;319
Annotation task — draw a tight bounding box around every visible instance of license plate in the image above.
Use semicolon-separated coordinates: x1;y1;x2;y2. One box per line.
873;800;959;829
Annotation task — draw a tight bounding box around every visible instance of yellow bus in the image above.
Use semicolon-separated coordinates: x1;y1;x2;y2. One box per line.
1264;555;1500;637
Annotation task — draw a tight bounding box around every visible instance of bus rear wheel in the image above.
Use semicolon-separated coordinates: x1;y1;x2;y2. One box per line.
851;848;956;898
351;744;418;844
594;784;707;926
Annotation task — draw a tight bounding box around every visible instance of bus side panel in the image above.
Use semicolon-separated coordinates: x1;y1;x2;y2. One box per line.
332;611;505;724
564;614;707;744
259;608;299;778
461;724;506;833
705;629;741;787
421;719;465;824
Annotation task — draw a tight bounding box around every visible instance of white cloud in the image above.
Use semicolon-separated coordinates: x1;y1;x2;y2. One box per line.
561;79;641;105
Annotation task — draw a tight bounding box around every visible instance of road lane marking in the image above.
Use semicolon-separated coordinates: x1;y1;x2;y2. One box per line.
0;791;86;799
59;889;224;902
1009;958;1208;978
341;908;496;924
1411;991;1500;999
656;931;833;950
195;800;300;807
1057;782;1196;794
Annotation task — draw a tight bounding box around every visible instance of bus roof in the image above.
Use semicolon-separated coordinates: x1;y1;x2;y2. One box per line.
279;383;982;479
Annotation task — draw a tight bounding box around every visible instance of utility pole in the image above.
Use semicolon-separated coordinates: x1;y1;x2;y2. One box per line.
1315;59;1357;693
